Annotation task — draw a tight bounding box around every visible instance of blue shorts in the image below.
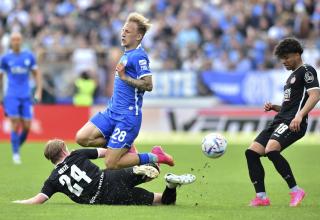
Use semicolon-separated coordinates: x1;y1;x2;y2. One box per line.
3;96;33;120
90;109;142;149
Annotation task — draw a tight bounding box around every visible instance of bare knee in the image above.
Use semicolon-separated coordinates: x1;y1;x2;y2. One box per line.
21;120;31;131
265;140;281;154
10;118;20;132
75;130;90;147
247;142;265;156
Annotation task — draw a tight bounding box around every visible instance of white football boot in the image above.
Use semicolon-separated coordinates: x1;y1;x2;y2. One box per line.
133;165;160;179
164;173;196;188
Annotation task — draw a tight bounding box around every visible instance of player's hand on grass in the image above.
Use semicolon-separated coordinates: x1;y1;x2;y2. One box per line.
116;63;126;80
12;200;25;204
264;102;273;111
289;113;302;132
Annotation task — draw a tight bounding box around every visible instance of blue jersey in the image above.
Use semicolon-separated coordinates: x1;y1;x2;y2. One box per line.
108;45;151;115
0;50;37;98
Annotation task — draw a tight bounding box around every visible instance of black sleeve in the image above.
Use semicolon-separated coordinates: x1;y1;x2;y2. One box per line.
41;179;57;198
303;65;319;90
71;149;99;159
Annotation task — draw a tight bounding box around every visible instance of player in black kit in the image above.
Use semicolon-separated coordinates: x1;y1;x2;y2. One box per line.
13;139;195;205
245;38;320;207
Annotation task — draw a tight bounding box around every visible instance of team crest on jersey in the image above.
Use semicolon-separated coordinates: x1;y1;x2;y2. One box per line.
283;88;291;101
304;71;314;83
24;59;30;66
290;76;296;84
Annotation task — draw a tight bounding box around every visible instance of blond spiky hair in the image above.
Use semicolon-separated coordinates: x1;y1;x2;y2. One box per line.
126;12;151;36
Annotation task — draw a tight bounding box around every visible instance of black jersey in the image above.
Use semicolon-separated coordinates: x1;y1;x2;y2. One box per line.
41;149;105;204
274;64;319;123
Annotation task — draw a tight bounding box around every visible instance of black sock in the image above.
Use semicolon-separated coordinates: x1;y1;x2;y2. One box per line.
245;149;265;193
161;186;176;205
266;151;297;188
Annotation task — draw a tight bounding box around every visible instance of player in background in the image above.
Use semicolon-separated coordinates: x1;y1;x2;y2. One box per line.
75;12;174;169
245;38;320;207
0;32;42;164
12;139;195;205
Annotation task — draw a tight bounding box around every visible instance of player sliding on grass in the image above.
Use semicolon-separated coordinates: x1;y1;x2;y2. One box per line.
245;38;320;207
13;139;195;205
75;12;173;169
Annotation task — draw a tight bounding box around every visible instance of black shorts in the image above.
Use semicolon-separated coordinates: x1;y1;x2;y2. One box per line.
254;120;307;150
99;168;154;205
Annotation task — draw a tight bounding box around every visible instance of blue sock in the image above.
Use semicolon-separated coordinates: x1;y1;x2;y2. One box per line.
138;153;150;165
11;131;20;154
138;153;158;165
148;153;158;163
19;130;29;146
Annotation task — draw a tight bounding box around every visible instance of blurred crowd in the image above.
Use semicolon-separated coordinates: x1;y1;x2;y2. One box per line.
0;0;320;102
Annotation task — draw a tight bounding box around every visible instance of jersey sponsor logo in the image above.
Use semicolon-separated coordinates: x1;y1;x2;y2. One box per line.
89;172;104;204
304;71;314;83
10;66;28;74
290;76;296;84
283;88;291;101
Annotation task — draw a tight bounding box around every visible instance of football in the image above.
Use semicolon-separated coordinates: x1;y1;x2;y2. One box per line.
201;133;227;158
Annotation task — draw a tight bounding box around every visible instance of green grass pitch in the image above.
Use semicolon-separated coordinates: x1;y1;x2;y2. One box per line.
0;133;319;220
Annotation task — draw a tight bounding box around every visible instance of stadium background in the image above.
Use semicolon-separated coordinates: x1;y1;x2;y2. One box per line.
1;0;320;139
1;1;320;219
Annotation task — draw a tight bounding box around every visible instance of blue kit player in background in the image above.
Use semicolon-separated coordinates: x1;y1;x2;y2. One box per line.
0;32;42;164
76;12;174;169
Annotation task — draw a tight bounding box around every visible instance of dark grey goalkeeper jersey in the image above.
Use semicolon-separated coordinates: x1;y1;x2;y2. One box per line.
41;149;104;204
274;64;319;124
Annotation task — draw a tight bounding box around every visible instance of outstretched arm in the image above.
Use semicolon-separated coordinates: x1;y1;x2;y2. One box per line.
116;63;153;91
13;193;48;205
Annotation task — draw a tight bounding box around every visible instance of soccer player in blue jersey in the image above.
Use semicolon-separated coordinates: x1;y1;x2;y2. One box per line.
0;32;42;164
75;12;174;169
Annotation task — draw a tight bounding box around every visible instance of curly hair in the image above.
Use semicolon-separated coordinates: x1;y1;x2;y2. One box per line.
274;38;303;58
